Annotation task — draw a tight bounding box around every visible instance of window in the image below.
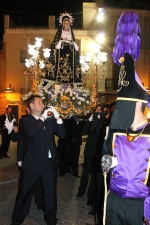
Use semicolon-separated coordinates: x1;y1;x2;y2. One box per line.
20;50;27;63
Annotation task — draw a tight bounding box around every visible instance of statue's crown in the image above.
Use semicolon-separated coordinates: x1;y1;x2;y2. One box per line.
58;12;74;25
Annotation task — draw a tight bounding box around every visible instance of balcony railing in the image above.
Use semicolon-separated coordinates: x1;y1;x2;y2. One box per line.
105;78;118;91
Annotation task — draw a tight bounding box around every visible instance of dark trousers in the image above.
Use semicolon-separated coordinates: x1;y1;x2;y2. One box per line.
70;142;81;176
12;159;57;225
58;139;72;175
87;170;104;205
34;178;44;209
0;133;10;156
78;153;93;195
106;192;144;225
18;168;44;209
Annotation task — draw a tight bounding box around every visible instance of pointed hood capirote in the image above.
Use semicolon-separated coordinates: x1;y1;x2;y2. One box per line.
110;53;149;129
110;11;149;129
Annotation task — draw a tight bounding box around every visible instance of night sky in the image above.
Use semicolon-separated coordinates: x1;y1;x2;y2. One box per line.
1;0;149;40
0;0;96;40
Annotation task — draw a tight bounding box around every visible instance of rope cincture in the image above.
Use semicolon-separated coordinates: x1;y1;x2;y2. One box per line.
103;172;108;225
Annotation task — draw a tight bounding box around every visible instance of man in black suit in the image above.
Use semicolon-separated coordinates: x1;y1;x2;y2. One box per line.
0;106;12;158
76;104;106;197
6;107;30;190
10;95;65;225
6;107;44;210
57;118;73;176
58;116;85;177
70;116;85;177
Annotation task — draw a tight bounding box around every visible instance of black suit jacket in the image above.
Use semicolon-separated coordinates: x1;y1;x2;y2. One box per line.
83;112;106;155
0;114;7;135
19;114;65;172
71;117;85;145
9;128;26;162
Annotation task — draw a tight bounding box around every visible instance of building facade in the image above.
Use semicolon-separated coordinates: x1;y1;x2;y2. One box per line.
0;2;150;120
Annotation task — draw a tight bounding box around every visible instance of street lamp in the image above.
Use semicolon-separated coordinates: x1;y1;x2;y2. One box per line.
24;37;51;94
97;8;105;22
80;48;107;106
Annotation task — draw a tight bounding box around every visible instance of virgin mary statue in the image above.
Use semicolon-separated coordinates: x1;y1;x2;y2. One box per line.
48;12;81;84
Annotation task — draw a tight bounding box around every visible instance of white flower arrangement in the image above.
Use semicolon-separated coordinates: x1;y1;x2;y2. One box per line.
22;79;91;109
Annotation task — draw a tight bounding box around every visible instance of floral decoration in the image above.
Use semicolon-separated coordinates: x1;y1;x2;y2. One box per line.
22;79;91;117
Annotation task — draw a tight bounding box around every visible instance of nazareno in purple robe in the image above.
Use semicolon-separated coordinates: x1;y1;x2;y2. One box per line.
103;122;150;221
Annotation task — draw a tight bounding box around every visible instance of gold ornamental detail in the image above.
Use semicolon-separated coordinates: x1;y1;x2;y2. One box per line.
56;95;73;115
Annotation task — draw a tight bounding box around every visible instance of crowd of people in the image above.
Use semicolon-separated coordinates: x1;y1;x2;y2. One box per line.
0;99;115;225
0;10;150;225
0;11;115;225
